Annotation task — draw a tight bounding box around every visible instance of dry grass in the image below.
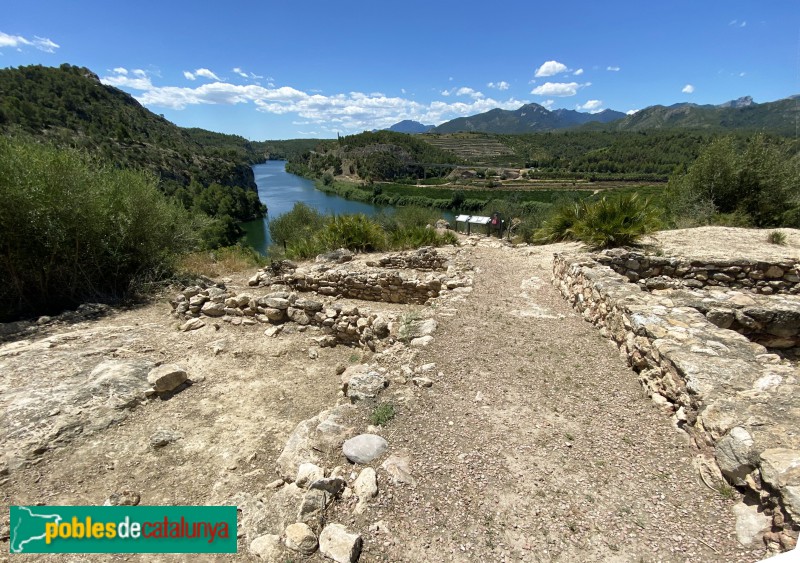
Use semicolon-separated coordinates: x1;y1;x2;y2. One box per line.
177;246;267;278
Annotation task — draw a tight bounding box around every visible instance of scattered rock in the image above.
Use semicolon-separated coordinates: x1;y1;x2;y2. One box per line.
284;522;317;555
354;468;378;512
381;454;416;486
149;429;182;449
319;523;363;563
346;371;388;401
410;335;434;347
733;502;771;546
295;463;325;488
180;318;205;331
146;364;188;393
412;377;433;388
264;325;283;338
342;434;388;464
103;490;140;506
309;477;347;496
715;426;756;485
249;534;282;560
308;348;319;360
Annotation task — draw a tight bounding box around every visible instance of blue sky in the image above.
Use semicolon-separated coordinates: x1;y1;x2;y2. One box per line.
1;0;797;140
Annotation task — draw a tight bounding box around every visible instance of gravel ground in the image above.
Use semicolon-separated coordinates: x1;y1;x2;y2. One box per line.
346;241;769;562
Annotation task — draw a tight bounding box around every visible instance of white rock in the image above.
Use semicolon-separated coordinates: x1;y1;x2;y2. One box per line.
295;463;325;488
319;523;362;563
249;534;282;560
342;434;388;464
381;454;415;486
284;522;317;555
412;377;433;388
180;318;205;331
354;467;378;499
732;502;771;546
410;335;434;347
147;364;188;393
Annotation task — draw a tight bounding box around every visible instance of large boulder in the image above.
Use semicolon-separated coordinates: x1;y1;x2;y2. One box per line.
342;434;388;464
147;364;188;393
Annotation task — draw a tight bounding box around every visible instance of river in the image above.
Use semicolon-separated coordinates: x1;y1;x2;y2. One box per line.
240;161;389;254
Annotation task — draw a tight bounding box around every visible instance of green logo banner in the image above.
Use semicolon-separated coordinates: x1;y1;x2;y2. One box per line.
9;506;237;553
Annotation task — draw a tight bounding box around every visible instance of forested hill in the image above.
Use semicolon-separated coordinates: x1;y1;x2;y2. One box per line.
0;64;266;245
591;97;798;135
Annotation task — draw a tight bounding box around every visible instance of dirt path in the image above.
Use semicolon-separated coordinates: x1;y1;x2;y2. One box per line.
359;243;767;562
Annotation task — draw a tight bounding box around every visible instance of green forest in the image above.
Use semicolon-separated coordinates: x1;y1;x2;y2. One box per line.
0;64;266;247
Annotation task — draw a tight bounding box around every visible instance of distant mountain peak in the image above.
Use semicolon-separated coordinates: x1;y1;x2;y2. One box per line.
386;120;433;134
718;96;755;108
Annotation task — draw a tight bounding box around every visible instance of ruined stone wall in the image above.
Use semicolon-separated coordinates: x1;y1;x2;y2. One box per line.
595;249;800;295
553;253;799;547
366;247;448;271
278;270;441;304
171;285;390;348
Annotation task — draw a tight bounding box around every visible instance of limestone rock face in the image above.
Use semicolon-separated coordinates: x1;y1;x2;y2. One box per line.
319;523;362;563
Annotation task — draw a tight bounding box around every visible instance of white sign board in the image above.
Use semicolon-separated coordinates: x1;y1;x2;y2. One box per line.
455;215;471;222
469;216;492;225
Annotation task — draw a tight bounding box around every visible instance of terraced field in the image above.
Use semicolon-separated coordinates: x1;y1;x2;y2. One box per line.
422;133;517;164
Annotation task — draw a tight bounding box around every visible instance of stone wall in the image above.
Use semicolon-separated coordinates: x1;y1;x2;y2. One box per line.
595;248;800;295
366;247;448;271
171;284;391;349
553;252;799;549
276;270;441;305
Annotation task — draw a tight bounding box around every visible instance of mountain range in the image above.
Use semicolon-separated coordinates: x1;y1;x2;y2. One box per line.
386;95;797;136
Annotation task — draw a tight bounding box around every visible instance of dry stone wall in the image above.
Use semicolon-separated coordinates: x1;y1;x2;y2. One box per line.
595;248;800;295
553;252;799;549
171;283;391;349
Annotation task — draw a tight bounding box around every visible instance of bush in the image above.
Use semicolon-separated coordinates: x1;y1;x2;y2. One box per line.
370;403;396;426
320;214;386;253
768;231;787;246
0;137;199;320
268;202;326;247
573;193;660;249
535;193;659;249
178;245;268;278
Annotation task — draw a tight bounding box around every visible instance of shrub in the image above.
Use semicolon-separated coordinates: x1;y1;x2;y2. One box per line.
320;214;386;253
0;137;199;320
535;200;586;243
768;231;787;245
535;193;659;248
268;202;326;247
370;403;396;426
573;193;660;249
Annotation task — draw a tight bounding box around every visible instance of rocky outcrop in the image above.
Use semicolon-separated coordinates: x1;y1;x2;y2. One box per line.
553;251;799;548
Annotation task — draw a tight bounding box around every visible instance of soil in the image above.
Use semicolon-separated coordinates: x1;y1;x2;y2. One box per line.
2;227;790;562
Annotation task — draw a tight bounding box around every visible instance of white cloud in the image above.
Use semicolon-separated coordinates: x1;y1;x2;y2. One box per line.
487;81;510;90
535;60;568;77
0;31;60;53
233;67;248;78
573;68;584;76
194;68;221;81
401;88;406;94
739;72;746;77
455;87;484;99
132;69;147;77
606;66;620;72
682;84;695;94
530;81;586;97
626;109;639;115
730;19;746;27
740;21;747;27
576;99;603;112
113;67;128;75
184;71;196;80
100;70;528;133
441;89;451;96
541;99;555;109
